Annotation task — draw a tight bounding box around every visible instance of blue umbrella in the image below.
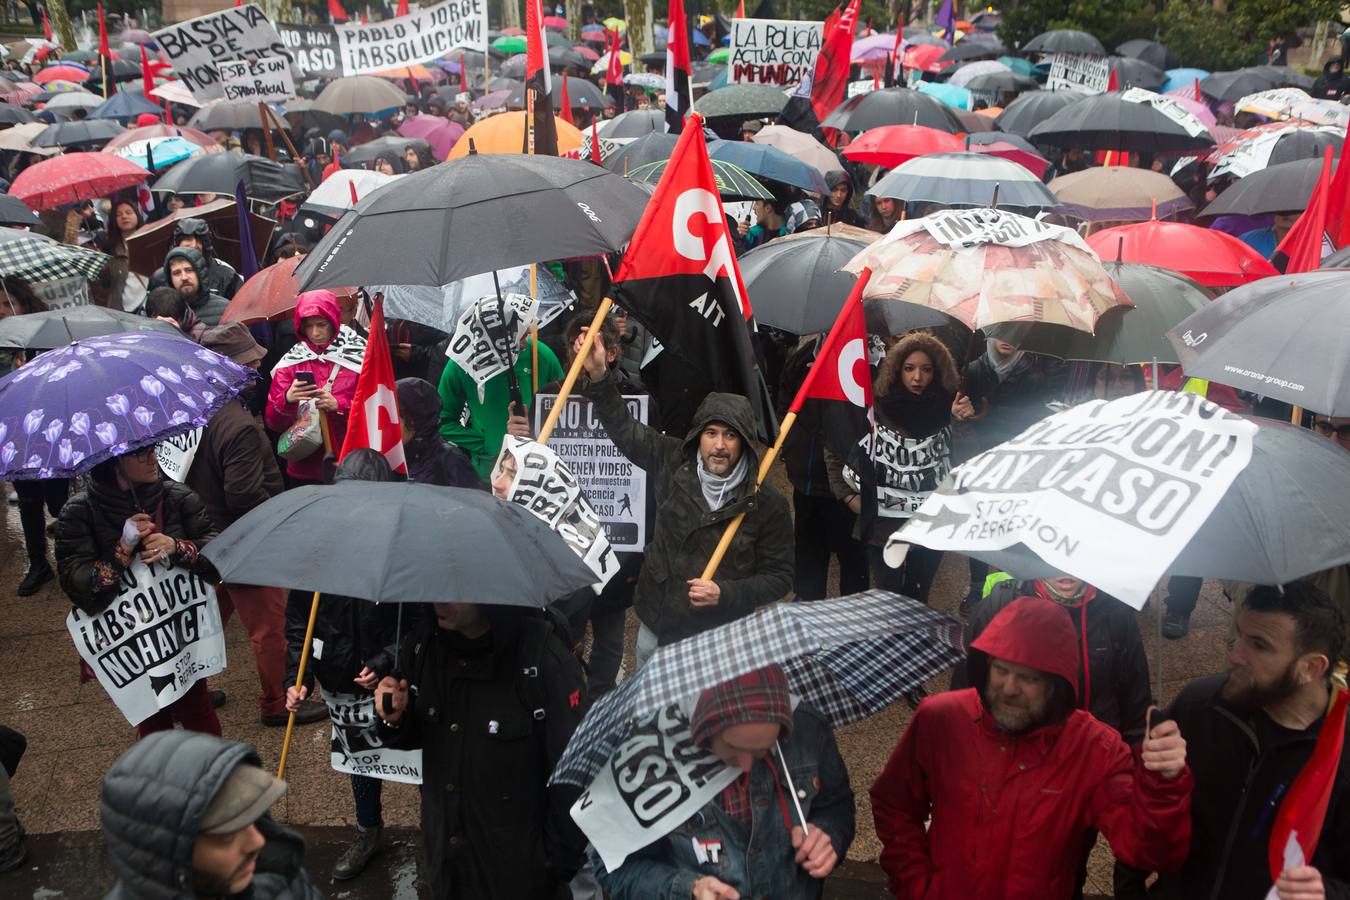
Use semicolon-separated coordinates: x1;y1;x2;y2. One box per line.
1162;67;1210;94
708;139;830;193
111;136;199;171
692;28;711;47
88;89;163;121
0;331;253;480
918;80;972;110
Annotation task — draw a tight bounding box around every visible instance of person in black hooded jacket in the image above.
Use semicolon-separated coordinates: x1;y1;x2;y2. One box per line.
146;217;244;300
822;170;862;227
396;377;483;489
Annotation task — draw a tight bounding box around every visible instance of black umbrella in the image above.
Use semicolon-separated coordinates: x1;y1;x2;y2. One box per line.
691;61;724;86
344;135;431;165
1201;158;1321;216
1107;56;1166;90
1115;39;1179;71
740;225;887;333
549;46;592;71
1200;69;1276;102
963;71;1040;94
598;108;666;139
507;76;606;111
499;55;527;79
639;51;666;68
190;100;270;132
0;305;177;349
0;103;34;125
938;40;1004;63
1023;29;1106;55
993;89;1082;138
295;153;651;290
150;153;307;202
201;482;596;605
30;119;124;148
963;130;1041;155
691;83;790;120
1247;64;1314;90
1028;93;1215;153
1166;269;1350;416
602;131;679;173
1266;128;1343;166
0;193;38;227
820;87;964;133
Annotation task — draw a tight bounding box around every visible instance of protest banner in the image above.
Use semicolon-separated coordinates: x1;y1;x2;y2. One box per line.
847;78;878;98
728;18;823;86
445;293;538;395
533;393;649;551
1120;87;1210;138
844;426;951;518
218;55;296;103
153;4;292;101
496;435;620;589
572;702;739;871
892;207;1090;252
323;690;423;784
892;391;1257;608
276;23;343;80
30;275;89;310
66;559;227;726
1046;52;1109;93
297;0;490;76
155;427;203;482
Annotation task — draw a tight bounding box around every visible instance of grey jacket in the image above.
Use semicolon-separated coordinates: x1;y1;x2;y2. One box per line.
101;730;323;900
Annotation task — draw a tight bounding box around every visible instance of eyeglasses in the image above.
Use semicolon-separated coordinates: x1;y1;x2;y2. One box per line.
1312;420;1350;440
126;446;158;461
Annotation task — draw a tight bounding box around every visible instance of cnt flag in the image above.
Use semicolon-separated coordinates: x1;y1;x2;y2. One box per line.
526;0;559;155
338;297;407;473
612;113;774;440
665;0;692;134
1273;147;1334;273
789;268;878;535
604;27;627;112
782;0;860;131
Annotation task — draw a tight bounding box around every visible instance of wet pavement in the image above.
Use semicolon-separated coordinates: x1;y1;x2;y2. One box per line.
1;479;1233;897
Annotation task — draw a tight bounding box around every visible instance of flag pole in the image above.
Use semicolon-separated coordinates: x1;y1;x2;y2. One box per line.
538;295;612;444
277;590;321;778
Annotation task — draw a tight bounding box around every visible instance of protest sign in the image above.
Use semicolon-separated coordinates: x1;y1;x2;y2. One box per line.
534;393;649;551
289;0;490;76
445;292;539;397
572;702;739;871
887;207;1090;252
496;436;619;589
848;78;878;98
218;55;296;103
1046;52;1109;93
845;426;951;519
729;18;823;86
323;690;423;784
276;23;343;80
153;4;292;102
30;275;89;310
155;427;203;482
1120;87;1210;138
66;559;227;726
892;391;1257;608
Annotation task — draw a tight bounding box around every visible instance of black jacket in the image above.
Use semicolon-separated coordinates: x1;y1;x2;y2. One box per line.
778;337;834;499
285;592;425;693
585;370;794;645
1150;675;1350;900
380;614;588;899
952;579;1152;741
962;351;1066;449
56;479;218;616
100;730;322;900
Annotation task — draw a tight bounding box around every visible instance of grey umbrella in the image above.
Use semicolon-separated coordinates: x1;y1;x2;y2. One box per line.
1107;56;1166;90
31;119;123;148
313;75;408;115
202;482;597;606
1023;29;1107;55
1116;39;1180;71
1200;69;1277;102
821;87;965;133
691;83;790;120
1201;158;1322;216
994;89;1083;138
598;108;667;139
1247;65;1314;90
1166;269;1350;416
739;225;880;333
190;99;270;132
0;194;38;227
868;151;1059;210
0;306;176;350
344;135;431;165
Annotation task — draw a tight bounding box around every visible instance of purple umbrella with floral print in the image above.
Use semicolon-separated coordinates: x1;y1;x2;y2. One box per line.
0;330;253;481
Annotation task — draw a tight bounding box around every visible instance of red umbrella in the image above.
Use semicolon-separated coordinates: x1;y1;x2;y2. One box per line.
102;123;224;154
842;124;964;167
34;65;90;84
969;140;1050;178
1086;219;1279;288
902;44;950;73
572;44;600;61
221;256;361;324
543;15;569;28
11;152;149;211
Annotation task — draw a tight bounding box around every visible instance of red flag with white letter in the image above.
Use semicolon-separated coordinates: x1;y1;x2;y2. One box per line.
338;297;406;473
1268;688;1348;889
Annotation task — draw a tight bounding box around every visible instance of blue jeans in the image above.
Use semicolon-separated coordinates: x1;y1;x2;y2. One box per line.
351;774;383;828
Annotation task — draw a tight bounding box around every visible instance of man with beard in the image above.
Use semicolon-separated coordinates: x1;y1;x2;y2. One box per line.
163;246;230;327
871;595;1192;900
1150;581;1349;900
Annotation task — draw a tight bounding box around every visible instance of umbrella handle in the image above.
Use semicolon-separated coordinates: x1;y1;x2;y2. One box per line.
776;740;809;837
277;590;322;779
538;297;613;444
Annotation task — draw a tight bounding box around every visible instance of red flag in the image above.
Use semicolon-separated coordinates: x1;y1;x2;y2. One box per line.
1269;689;1348;886
735;0;745;16
611;113;774;439
1274;147;1334;273
234;0;241;6
98;4;110;58
361;13;368;24
1193;78;1201;102
140;45;153;99
396;0;409;14
338;298;407;473
525;0;559;155
42;8;52;41
328;0;349;22
590;116;602;164
558;73;574;124
665;0;691;133
1107;68;1119;92
1327;143;1350;249
796;0;860;126
605;28;624;85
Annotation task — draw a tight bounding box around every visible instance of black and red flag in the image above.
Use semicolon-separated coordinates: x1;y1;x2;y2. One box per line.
781;0;859;132
525;0;559;155
788;268;877;533
1268;686;1348;888
604;26;627;112
612;113;774;440
665;0;692;134
97;3;112;99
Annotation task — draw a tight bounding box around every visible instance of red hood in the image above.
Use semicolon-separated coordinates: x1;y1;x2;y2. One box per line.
293;290;341;352
970;595;1080;702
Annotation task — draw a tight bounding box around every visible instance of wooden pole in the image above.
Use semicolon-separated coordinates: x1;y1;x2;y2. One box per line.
538;297;611;443
264;105;315;191
1291;405;1303;426
530;264;539;394
258;102;277;162
277;590;321;779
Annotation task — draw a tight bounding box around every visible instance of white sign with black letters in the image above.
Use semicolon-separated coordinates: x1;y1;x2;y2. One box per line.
728;18;823;86
153;5;292;101
218;55;296;103
1046;52;1110;93
155;427;203;483
324;690;423;785
332;0;488;75
445;293;538;399
66;560;227;726
845;426;951;518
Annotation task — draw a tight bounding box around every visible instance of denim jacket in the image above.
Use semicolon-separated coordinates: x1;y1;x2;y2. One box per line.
597;705;856;900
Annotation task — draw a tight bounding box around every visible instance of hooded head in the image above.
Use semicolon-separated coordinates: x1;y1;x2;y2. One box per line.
171;217;214;260
825;170;854;210
335;447;394;483
683;392;759;493
691;665;794;773
293;290;341;352
396;377;443;446
969;596;1080;733
163;246;207;300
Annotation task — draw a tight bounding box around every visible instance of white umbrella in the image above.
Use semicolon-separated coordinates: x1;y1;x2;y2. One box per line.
300;169;405;217
43;91;102;112
948;59;1012;88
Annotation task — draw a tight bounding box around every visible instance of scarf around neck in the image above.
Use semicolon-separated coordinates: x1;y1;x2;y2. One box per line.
272;324;367;376
986;340;1028;382
697;452;749;511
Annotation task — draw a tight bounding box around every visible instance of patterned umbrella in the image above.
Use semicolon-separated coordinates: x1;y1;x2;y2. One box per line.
110;136;203;172
628;158;772;199
0;331;252;480
690;83;790;120
0;227;109;281
1234;87;1311;119
33;64;90;85
843;207;1134;333
1207;122;1343;180
9;152;148;211
551;590;964;787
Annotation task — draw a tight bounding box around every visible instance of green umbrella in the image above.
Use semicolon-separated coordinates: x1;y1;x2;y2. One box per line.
691;82;789;119
628;158;773;199
992;261;1210;365
997;55;1039;77
62;49;103;64
493;35;528;54
708;47;730;64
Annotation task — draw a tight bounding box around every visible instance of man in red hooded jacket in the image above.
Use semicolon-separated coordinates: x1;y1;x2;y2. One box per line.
871;595;1193;900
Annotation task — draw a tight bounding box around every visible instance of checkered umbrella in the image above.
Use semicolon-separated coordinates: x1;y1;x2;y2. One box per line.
550;591;964;787
0;227;109;281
